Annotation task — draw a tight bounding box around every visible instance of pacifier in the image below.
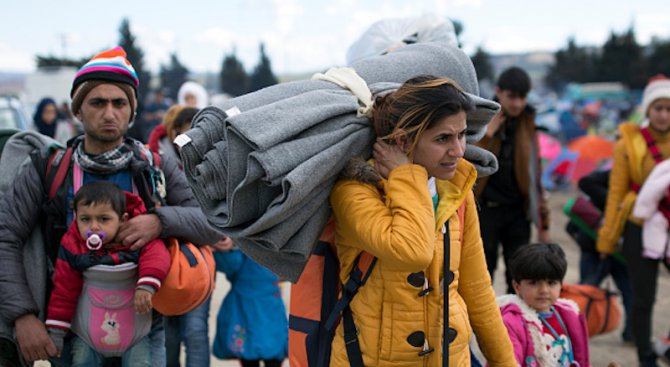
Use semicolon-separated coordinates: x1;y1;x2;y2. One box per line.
85;230;107;251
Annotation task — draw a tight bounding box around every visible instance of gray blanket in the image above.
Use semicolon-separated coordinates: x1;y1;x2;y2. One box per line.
179;42;499;281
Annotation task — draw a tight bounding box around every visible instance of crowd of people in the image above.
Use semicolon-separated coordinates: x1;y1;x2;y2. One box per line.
0;34;668;367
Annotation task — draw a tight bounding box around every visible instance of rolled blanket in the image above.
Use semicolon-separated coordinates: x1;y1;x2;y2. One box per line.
179;42;499;281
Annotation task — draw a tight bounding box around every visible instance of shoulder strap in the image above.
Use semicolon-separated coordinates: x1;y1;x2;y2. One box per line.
46;147;73;200
322;251;376;367
640;127;664;164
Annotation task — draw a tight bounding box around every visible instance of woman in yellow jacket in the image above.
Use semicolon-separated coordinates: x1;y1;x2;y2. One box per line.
597;75;670;367
329;76;516;366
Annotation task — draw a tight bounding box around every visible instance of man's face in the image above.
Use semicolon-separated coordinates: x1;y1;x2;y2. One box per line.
76;84;133;149
495;88;528;118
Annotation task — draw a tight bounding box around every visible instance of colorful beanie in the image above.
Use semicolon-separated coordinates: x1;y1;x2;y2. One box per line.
642;74;670;116
71;46;139;97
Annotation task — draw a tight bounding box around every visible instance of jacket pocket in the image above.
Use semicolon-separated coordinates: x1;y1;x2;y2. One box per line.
379;301;394;360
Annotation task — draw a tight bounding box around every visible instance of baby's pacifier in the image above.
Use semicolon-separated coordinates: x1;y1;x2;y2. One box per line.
85;230;107;250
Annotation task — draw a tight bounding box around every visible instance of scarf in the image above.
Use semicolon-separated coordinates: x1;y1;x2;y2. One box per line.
73;136;140;174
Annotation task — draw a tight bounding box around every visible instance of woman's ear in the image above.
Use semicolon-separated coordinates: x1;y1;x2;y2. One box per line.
392;130;409;152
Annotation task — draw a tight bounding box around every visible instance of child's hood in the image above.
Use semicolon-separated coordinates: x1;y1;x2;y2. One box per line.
66;191;147;241
124;191;148;218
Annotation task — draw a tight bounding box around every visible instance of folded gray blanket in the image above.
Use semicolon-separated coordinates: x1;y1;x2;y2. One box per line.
179;42;499;281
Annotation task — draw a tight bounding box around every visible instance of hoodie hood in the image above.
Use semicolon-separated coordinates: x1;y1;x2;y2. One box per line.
67;191;147;242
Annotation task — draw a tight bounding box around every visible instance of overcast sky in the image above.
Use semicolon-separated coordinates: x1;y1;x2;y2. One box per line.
1;0;668;75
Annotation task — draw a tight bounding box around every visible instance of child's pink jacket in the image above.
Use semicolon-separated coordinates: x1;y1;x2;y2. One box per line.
496;294;590;367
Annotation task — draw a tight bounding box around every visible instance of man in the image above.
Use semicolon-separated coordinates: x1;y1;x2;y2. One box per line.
474;66;550;294
135;88;171;143
0;47;221;365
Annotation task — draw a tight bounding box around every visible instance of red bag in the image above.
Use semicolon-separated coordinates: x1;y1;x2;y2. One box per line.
560;283;621;336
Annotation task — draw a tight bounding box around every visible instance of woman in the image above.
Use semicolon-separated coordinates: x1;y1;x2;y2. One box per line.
329;76;516;366
147;104;199;169
597;74;670;367
33;97;77;144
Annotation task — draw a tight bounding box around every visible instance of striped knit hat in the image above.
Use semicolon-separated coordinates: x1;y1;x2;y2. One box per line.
70;47;139;119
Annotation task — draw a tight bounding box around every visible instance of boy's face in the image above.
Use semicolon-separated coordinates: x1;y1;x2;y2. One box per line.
495;88;528;118
512;279;562;313
76;202;127;245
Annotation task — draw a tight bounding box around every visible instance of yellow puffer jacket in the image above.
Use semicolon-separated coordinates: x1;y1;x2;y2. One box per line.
329;159;516;367
597;123;670;253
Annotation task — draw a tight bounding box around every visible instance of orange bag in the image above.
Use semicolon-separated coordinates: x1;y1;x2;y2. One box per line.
153;238;215;316
560;283;622;336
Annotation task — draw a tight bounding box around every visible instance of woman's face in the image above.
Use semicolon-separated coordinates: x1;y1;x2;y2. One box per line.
648;98;670;133
42;103;58;124
410;111;467;180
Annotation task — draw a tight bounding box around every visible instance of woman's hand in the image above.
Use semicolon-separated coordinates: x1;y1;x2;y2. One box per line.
373;139;411;179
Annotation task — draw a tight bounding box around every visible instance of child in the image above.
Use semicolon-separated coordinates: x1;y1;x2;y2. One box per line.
212;248;287;367
46;181;170;366
497;243;590;367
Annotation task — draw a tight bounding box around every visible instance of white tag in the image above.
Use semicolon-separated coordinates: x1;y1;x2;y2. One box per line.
225;106;241;117
441;224;447;234
174;133;192;148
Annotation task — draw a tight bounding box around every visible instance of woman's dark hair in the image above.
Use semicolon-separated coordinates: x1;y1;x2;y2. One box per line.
173;107;199;131
509;243;567;282
371;75;473;155
74;181;126;218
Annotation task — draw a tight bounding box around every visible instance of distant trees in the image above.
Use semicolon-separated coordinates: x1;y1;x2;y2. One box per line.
160;53;189;101
219;43;278;96
219;50;249;97
471;46;494;82
545;26;669;92
35;55;88;69
119;18;150;109
249;43;278;92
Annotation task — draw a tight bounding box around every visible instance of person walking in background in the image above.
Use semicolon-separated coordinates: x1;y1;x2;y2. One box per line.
474;66;550;294
136;89;171;143
46;182;170;366
329;76;516;366
569;169;633;342
147;105;198;171
147;104;215;367
212;247;287;367
497;243;590;367
33;97;77;144
597;75;670;367
178;81;208;109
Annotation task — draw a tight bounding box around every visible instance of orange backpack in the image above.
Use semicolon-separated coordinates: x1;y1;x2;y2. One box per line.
560;283;622;336
289;202;466;367
152;238;216;316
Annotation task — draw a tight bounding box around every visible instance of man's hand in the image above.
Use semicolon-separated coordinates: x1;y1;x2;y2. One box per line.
134;289;153;314
212;237;234;252
373;139;411;179
485;111;506;138
117;213;163;251
15;314;59;362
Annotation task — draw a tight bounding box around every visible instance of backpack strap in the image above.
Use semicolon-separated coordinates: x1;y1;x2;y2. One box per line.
323;251;376;367
46;147;73;201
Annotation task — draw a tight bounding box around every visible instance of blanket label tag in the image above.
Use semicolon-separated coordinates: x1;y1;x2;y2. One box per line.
225;106;241;117
174;134;192;148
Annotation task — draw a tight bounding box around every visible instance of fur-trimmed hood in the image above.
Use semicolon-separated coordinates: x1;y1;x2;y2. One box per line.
497;294;585;367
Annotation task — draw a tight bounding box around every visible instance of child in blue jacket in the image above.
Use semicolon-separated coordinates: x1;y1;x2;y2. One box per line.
213;248;288;367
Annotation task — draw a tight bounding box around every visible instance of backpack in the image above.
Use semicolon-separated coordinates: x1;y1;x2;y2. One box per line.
35;140;214;316
289;202;466;367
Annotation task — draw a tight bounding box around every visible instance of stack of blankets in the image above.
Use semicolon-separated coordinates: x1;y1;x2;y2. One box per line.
179;42;499;281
